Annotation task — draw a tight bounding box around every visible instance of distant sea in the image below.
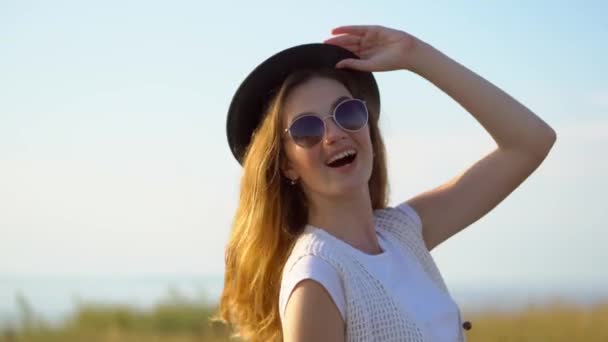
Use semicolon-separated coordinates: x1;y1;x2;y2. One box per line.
1;274;606;327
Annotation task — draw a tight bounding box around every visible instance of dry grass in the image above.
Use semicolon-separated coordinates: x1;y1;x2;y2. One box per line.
2;296;606;341
464;299;608;341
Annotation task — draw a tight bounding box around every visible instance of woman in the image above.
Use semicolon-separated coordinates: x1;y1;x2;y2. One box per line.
213;25;556;341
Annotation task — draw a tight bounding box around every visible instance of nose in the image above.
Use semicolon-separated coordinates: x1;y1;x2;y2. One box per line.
323;116;348;145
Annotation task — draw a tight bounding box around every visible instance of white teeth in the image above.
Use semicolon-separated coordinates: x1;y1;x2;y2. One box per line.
326;149;356;164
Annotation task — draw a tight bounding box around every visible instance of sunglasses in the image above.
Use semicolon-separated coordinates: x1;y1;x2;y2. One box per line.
283;98;369;148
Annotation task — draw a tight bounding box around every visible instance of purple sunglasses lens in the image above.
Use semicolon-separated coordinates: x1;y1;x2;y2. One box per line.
289;115;324;147
335;100;368;131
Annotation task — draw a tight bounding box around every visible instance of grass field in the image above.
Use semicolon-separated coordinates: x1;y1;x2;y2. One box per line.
2;294;606;341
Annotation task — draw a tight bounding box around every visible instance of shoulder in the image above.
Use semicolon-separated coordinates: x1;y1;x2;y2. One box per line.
374;202;423;236
280;254;346;341
282;277;345;341
279;255;346;322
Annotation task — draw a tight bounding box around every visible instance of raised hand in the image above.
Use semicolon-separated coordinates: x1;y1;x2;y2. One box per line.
323;25;425;72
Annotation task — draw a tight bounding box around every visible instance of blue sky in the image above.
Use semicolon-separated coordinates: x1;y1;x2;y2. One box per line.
1;0;607;299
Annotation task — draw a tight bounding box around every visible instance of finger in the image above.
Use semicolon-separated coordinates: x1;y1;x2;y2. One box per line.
335;58;372;72
323;34;361;46
331;25;372;36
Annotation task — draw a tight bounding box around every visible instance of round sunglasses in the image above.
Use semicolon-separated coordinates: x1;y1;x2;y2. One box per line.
283;98;369;148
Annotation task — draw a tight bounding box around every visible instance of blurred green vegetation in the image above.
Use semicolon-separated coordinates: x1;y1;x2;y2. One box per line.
2;291;607;341
1;289;234;342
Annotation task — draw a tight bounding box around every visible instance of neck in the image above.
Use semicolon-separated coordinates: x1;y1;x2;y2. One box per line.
306;186;382;255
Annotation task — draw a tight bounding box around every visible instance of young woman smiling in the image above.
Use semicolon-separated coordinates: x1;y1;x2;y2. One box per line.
213;24;556;342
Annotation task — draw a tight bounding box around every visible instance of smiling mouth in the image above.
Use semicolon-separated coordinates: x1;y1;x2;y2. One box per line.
326;152;357;168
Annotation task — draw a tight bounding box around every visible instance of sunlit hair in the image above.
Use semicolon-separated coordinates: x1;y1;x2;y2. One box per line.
211;68;389;341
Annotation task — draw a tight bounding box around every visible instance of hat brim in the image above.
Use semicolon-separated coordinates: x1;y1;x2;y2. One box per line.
226;43;380;165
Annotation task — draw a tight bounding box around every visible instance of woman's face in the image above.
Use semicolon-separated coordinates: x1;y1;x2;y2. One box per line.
281;77;374;198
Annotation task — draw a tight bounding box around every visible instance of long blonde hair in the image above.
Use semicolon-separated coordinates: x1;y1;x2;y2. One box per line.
212;68;390;341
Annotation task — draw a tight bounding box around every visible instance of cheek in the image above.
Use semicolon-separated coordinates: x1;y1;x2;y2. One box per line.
300;150;323;173
287;145;322;174
354;128;373;151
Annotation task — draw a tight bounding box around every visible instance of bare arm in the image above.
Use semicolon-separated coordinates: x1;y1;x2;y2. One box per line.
282;279;345;342
324;25;557;251
405;41;556;251
410;41;556;159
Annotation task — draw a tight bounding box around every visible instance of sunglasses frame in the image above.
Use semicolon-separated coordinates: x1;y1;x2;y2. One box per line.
283;98;369;148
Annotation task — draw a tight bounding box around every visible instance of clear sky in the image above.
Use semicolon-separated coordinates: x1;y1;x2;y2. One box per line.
1;0;607;298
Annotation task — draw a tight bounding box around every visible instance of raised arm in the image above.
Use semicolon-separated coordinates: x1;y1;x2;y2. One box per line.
325;25;556;251
404;41;556;250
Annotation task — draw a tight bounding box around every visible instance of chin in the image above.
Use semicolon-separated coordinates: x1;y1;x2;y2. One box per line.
311;159;373;197
325;176;369;198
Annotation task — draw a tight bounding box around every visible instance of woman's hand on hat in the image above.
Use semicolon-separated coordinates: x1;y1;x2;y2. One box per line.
323;25;425;72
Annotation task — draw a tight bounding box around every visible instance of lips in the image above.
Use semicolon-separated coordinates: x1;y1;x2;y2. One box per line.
325;148;357;166
326;152;357;168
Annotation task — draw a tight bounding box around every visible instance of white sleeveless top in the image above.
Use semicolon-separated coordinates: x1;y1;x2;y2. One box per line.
279;203;466;341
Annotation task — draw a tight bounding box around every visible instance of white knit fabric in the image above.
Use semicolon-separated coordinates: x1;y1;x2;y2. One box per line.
278;222;461;340
279;204;466;342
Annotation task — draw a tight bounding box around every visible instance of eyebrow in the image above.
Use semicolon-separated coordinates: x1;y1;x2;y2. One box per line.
290;95;351;124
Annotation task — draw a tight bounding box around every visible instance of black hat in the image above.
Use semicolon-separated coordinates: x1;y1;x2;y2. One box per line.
226;43;380;165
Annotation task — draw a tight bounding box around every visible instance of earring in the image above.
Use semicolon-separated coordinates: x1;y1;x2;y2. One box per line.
290;178;297;185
